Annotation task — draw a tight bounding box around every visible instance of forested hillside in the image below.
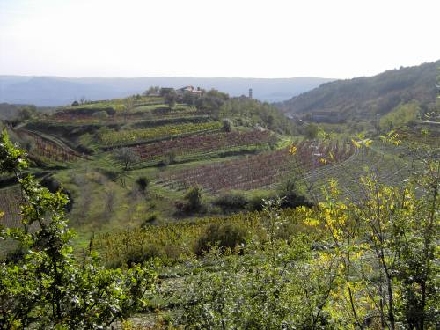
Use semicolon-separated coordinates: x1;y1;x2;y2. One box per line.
277;61;438;125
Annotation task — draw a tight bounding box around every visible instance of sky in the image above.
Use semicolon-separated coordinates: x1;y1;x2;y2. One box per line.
0;0;439;79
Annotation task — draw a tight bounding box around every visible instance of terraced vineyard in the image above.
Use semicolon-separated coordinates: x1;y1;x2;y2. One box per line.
98;121;223;147
13;128;84;163
50;101;196;124
157;140;356;193
134;129;273;162
298;142;413;201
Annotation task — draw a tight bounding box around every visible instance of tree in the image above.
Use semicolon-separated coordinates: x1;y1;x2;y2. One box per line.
0;131;156;328
165;90;177;109
184;185;203;213
196;89;229;117
114;147;139;171
121;95;136;122
18;106;37;121
303;123;320;140
222;118;233;132
135;176;150;194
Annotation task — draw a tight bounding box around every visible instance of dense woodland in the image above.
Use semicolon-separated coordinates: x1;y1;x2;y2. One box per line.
0;61;439;329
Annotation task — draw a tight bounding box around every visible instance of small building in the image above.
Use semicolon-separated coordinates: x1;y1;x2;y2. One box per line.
177;85;203;96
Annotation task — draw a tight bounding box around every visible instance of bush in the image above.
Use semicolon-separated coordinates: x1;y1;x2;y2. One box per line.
214;193;248;213
277;179;313;209
247;192;275;211
194;223;247;255
141;212;160;228
183;185;203;213
222;118;233;132
135;176;150;193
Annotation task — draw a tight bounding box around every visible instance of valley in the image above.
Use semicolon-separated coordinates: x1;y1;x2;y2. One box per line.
0;62;439;328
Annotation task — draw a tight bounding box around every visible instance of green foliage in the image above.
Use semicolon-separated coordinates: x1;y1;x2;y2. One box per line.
114;146;140;171
135;176;150;193
213;192;248;213
18;106;37;121
178;204;332;329
162;89;177;109
220;97;296;134
0;130;157;328
379;101;420;130
222;118;233;132
303;122;320;140
194;222;247;255
279;60;438;127
195;89;229;116
183;185;204;213
277;178;312;209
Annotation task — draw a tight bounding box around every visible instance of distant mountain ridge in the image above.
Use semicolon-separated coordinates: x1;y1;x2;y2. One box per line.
277;61;439;122
0;76;335;106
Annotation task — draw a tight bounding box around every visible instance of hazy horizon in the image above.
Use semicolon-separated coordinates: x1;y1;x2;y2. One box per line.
1;0;439;79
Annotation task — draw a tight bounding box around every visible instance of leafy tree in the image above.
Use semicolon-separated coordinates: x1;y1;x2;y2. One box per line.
123;95;136;122
196;89;229;117
18;106;37;121
161;88;178;109
277;177;312;209
0;131;156;328
114;147;140;171
183;185;203;213
222;118;233;132
303;123;320;140
144;86;160;96
299;162;439;328
135;176;150;194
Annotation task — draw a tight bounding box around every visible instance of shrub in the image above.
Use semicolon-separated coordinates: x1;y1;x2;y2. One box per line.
194;223;247;255
214;192;248;213
277;179;313;209
222;118;233;132
141;212;160;228
183;185;203;213
247;192;275;211
135;176;150;193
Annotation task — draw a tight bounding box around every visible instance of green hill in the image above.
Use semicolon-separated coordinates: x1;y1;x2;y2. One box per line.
277;61;439;125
